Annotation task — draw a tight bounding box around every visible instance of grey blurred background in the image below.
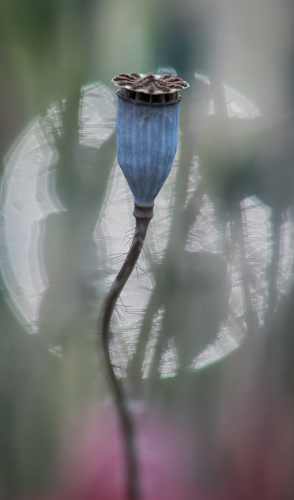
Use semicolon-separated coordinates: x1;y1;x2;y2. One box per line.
1;0;294;497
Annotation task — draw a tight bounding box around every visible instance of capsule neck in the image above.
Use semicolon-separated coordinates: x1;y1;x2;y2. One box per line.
133;204;154;219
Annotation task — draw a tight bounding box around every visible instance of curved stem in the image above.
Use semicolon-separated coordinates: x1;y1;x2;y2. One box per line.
99;212;151;500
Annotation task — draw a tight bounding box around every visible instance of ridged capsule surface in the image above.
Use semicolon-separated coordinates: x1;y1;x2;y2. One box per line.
116;96;180;207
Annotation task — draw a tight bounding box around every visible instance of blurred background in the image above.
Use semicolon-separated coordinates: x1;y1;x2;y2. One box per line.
1;0;294;498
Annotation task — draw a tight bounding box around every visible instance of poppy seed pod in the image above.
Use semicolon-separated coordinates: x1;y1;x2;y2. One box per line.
112;73;189;217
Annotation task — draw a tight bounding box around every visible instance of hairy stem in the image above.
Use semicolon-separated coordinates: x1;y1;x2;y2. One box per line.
99;210;152;500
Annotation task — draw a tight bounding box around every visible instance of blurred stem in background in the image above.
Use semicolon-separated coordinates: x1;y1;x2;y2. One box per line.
0;0;110;493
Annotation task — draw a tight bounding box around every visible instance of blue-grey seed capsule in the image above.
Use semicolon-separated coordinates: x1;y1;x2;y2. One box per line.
116;96;179;207
112;73;189;208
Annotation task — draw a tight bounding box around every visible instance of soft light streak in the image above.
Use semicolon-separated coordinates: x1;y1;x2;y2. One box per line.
194;73;261;119
0;83;116;332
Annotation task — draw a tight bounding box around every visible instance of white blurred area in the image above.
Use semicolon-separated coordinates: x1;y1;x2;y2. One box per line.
79;83;117;149
1;77;294;379
194;74;261;119
0;119;62;332
94;147;179;377
0;83;116;333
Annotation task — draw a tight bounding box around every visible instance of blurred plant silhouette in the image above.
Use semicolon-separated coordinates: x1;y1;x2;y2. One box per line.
1;0;294;499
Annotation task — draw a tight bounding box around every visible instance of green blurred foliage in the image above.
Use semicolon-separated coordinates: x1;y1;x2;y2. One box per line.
1;0;294;497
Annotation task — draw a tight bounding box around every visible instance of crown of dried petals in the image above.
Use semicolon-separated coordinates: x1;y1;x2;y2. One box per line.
112;72;189;95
